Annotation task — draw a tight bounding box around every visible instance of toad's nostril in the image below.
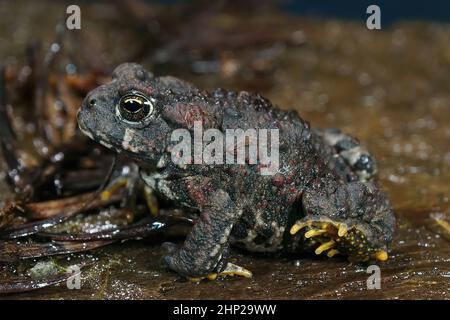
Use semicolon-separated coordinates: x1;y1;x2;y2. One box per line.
89;98;97;107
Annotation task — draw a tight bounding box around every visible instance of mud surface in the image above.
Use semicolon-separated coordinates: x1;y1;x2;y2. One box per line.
0;1;449;299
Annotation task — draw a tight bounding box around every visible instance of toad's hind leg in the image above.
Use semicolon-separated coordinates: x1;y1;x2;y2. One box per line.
316;128;378;182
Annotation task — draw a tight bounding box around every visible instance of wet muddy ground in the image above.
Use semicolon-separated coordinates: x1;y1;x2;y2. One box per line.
0;1;449;299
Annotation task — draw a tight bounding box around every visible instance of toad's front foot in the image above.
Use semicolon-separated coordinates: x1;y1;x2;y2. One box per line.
187;263;253;282
162;250;252;281
290;216;389;262
101;176;158;216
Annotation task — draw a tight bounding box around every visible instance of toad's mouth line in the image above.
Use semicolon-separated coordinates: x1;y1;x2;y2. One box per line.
78;122;118;152
78;122;93;140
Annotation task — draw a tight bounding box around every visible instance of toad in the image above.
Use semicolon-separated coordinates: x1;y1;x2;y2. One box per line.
77;63;396;280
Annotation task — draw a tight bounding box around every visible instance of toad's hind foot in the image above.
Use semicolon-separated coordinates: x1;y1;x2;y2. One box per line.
187;263;253;282
290;217;388;262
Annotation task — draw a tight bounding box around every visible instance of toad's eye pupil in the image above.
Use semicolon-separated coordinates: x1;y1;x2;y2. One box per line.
123;98;143;113
118;93;153;123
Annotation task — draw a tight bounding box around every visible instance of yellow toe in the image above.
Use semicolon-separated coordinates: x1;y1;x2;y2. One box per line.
188;277;203;282
338;224;348;237
327;249;339;258
207;273;218;280
290;222;310;235
305;229;327;238
315;240;336;255
220;263;253;278
290;224;301;235
374;250;388;261
100;191;111;202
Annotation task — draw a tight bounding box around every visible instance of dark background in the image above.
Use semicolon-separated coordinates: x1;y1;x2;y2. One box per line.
281;0;450;24
156;0;450;24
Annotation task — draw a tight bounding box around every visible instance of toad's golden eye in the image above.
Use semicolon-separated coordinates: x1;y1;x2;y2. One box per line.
118;92;153;122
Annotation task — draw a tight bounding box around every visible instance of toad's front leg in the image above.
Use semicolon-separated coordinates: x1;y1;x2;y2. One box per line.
162;189;252;280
